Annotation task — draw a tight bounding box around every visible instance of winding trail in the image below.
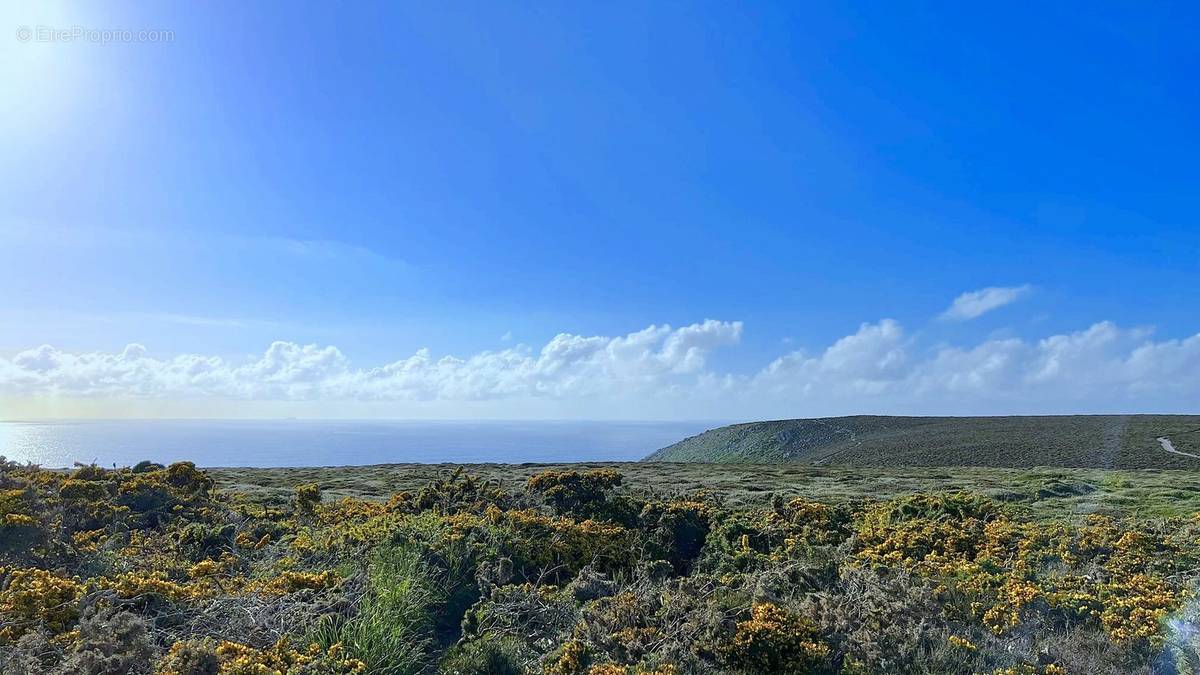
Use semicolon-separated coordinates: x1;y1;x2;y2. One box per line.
1159;436;1200;460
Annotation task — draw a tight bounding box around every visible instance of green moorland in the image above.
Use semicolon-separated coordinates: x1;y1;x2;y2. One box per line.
213;461;1200;519
6;457;1200;674
645;414;1200;468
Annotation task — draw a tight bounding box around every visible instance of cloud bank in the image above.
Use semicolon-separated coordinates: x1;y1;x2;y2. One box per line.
2;317;1198;418
941;285;1032;321
0;320;743;403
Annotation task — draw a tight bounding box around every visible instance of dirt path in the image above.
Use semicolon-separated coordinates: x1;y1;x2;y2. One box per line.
1159;436;1200;460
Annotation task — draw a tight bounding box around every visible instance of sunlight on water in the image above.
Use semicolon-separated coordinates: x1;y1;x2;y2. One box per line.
0;419;717;468
0;421;68;466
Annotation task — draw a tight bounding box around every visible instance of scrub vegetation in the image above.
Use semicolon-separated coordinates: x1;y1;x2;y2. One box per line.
5;457;1200;674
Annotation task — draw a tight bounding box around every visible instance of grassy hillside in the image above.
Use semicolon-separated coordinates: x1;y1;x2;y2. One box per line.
644;414;1200;469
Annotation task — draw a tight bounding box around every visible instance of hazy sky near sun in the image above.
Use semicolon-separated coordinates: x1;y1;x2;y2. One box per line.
1;2;1198;419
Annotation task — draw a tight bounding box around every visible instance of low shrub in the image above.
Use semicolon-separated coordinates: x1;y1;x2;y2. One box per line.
0;461;1196;673
437;636;525;675
719;602;831;674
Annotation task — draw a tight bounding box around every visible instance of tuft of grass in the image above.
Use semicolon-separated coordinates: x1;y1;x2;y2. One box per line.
312;542;439;675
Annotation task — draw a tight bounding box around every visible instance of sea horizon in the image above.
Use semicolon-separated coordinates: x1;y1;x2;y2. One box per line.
0;418;725;469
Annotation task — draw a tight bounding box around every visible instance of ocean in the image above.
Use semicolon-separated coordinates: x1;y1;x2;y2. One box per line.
0;419;718;468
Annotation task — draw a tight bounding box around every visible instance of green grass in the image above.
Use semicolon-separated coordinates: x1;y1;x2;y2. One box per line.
212;460;1200;519
311;542;436;674
644;414;1200;468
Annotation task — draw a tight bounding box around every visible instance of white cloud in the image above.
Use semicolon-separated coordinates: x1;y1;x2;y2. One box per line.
0;320;744;404
750;319;1200;414
940;285;1032;321
2;317;1198;417
755;320;909;398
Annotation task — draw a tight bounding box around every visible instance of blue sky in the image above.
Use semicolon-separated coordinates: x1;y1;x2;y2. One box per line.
1;2;1197;419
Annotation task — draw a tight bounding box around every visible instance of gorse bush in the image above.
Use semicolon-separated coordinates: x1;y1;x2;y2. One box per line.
2;456;1200;674
437;636;524;675
719;602;831;674
526;468;637;524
